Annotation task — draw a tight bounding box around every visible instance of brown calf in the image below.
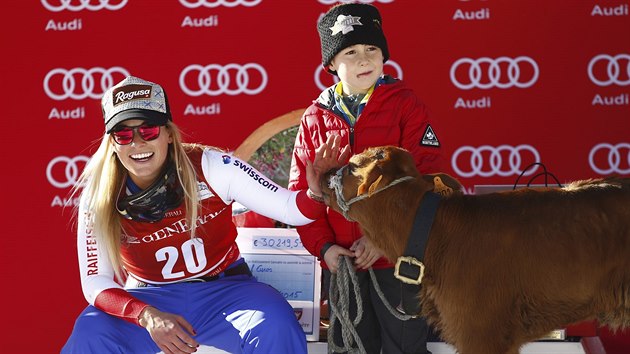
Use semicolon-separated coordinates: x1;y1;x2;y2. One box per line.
321;145;630;354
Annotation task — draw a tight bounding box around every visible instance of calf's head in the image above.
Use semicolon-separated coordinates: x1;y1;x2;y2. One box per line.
321;145;463;216
321;145;462;259
321;146;420;215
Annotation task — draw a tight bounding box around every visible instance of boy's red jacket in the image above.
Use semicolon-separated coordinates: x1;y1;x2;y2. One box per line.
289;77;444;270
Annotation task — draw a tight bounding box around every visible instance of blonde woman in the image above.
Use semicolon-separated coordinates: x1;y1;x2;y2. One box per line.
62;76;348;354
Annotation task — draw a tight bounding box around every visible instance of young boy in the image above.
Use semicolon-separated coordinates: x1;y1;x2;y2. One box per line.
288;3;444;353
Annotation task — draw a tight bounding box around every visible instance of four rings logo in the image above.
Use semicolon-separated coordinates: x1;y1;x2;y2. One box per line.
179;63;268;96
44;67;130;101
589;143;630;175
314;60;403;91
179;0;261;8
450;56;539;90
587;54;630;87
451;144;541;178
41;0;128;12
47;155;90;189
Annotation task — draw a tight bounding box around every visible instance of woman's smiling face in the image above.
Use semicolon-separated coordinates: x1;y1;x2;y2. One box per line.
111;119;172;189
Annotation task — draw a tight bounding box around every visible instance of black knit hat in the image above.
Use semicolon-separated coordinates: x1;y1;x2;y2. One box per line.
318;3;389;74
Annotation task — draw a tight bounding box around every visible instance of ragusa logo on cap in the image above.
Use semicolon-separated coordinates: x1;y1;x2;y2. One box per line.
113;84;152;106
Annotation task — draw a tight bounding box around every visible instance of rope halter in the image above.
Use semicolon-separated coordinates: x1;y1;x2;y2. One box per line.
328;165;415;221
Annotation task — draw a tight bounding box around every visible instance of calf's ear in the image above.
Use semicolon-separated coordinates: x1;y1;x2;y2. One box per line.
358;175;383;197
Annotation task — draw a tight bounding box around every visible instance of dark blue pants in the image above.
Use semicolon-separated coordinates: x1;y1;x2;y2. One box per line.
62;275;307;353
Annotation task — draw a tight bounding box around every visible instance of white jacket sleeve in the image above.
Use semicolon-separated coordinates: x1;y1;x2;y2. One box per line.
76;194;122;305
200;149;317;226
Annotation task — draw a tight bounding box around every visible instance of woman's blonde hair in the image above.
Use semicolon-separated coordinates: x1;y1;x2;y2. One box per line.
73;121;200;281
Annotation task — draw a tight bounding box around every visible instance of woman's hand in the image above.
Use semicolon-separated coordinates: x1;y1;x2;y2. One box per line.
139;306;199;354
323;244;355;273
306;135;350;198
351;237;384;269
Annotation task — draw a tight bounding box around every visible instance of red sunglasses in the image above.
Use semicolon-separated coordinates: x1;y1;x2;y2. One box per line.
111;124;162;145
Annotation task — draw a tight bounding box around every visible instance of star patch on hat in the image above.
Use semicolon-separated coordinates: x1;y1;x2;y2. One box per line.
330;15;362;36
420;125;441;147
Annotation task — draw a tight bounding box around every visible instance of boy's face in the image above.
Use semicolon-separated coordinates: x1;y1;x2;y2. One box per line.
329;44;384;95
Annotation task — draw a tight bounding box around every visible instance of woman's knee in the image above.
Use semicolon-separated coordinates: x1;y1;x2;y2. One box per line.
62;306;153;353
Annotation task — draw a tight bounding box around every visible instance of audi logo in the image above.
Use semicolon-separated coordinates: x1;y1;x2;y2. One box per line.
589;143;630;175
179;63;268;96
319;0;394;4
450;56;539;90
43;67;130;101
587;54;630;87
314;66;340;91
47;155;90;189
313;60;403;91
451;144;541;178
41;0;127;12
178;0;261;8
